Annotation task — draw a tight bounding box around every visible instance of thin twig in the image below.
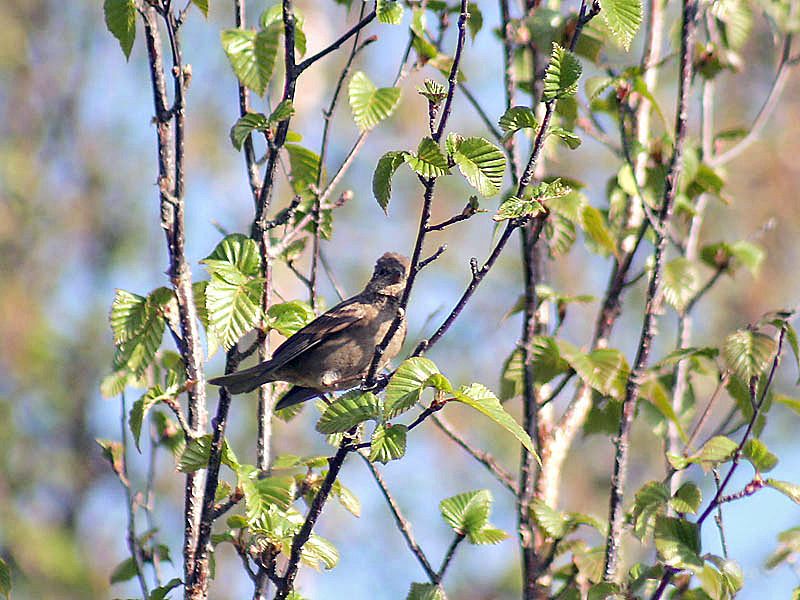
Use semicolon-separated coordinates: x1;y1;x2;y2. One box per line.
295;9;377;74
435;534;466;583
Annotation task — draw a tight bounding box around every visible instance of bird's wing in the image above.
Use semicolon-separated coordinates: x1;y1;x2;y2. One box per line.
268;296;367;369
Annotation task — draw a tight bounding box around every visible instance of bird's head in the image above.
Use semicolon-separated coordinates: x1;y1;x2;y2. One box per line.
365;252;410;297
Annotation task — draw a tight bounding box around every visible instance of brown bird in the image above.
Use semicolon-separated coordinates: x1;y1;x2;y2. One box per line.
209;252;410;410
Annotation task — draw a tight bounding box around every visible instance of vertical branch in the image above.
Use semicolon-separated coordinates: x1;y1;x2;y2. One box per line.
235;0;263;201
603;0;699;581
139;4;207;589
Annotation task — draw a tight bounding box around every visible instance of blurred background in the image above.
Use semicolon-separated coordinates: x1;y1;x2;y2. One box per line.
0;0;798;598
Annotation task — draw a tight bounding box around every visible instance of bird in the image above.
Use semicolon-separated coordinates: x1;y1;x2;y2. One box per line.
209;252;410;410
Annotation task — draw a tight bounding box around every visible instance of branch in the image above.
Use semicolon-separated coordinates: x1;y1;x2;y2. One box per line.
295;9;377;74
435;534;466;584
360;454;438;582
603;0;699;581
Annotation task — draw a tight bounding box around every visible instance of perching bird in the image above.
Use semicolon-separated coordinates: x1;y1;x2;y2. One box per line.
209;252;410;410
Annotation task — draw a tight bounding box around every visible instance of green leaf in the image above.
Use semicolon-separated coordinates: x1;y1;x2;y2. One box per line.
447;135;506;197
742;438;778;472
493;196;545;222
270;99;295;123
407;582;447;600
498;106;539;139
530;499;569;539
654;516;703;569
302;533;339;570
110;556;138;584
440;489;491;536
581;204;616;255
203;233;262;279
377;0;405;24
110;289;150;344
221;25;281;96
177;435;238;473
404;137;450;179
111;290;166;376
191;0;209;17
373;151;406;213
549;126;582;149
417;79;447;104
260;5;307;57
205;277;262;350
723;329;776;381
229;113;268;150
499;348;524;401
766;479;800;504
285;144;322;197
267;300;315;336
348;71;402;132
0;557;10;599
104;0;136;59
469;526;509;545
599;0;643;50
663;258;701;312
631;481;670;538
639;377;688;443
543;43;582;101
454;383;537;458
316;391;382;433
693;435;738;465
129;385;172;452
332;480;361;517
238;466;296;519
700;240;765;275
385;357;441;418
566;348;628;399
369;424;408;463
148;578;183;600
671;482;702;514
588;583;623;600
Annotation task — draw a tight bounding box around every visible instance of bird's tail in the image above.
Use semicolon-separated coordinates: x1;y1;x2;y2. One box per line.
275;386;321;411
208;361;278;394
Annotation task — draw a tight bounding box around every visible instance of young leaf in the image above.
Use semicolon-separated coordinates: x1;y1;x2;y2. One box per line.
498;106;539;139
316;391;382;433
631;481;670;538
654;516;703;569
230;112;269;151
369;424;408;463
191;0;209;17
530;499;570;539
267;300;315;337
148;578;183;600
599;0;643;50
110;289;150;344
104;0;136;59
0;557;11;599
440;489;491;536
238;466;296;519
302;533;339;570
385;357;441;418
129;385;173;452
663;258;701;312
285;144;322;197
270;99;295;123
220;25;281;97
693;435;738;465
493;196;545;222
373;151;406;213
260;5;308;56
543;43;582;101
766;479;800;504
671;482;702;514
348;71;402;131
448;135;506;196
742;438;778;472
205;277;262;350
404;137;450;179
723;329;776;381
332;480;362;517
549;126;582;149
177;435;238;473
110;556;139;583
454;383;537;457
377;0;405;24
417;79;447;104
407;583;446;600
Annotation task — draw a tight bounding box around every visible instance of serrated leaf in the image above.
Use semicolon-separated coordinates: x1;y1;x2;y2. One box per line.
129;385;172;452
663;258;701;312
493;196;545;222
498;106;539;139
385;357;441;418
230;112;269;151
112;295;165;376
221;25;281;97
404;137;450;179
723;329;776;381
693;435;738;465
600;0;643;50
418;79;447;104
454;383;537;457
260;5;307;57
377;0;404;24
110;289;150;344
203;233;262;278
407;582;446;600
766;479;800;504
671;482;702;514
631;481;670;538
448;135;506;197
543;43;582;101
177;435;238;473
348;71;401;132
238;466;296;519
270;99;295;123
104;0;136;59
332;480;361;517
531;499;570;539
654;516;703;569
549;126;582;149
588;583;623;600
372;151;406;213
369;424;408;463
469;526;509;544
302;533;339;570
440;489;492;536
316;391;382;433
742;438;778;472
566;348;628;399
205;277;262;350
285;143;322;198
267;300;315;336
